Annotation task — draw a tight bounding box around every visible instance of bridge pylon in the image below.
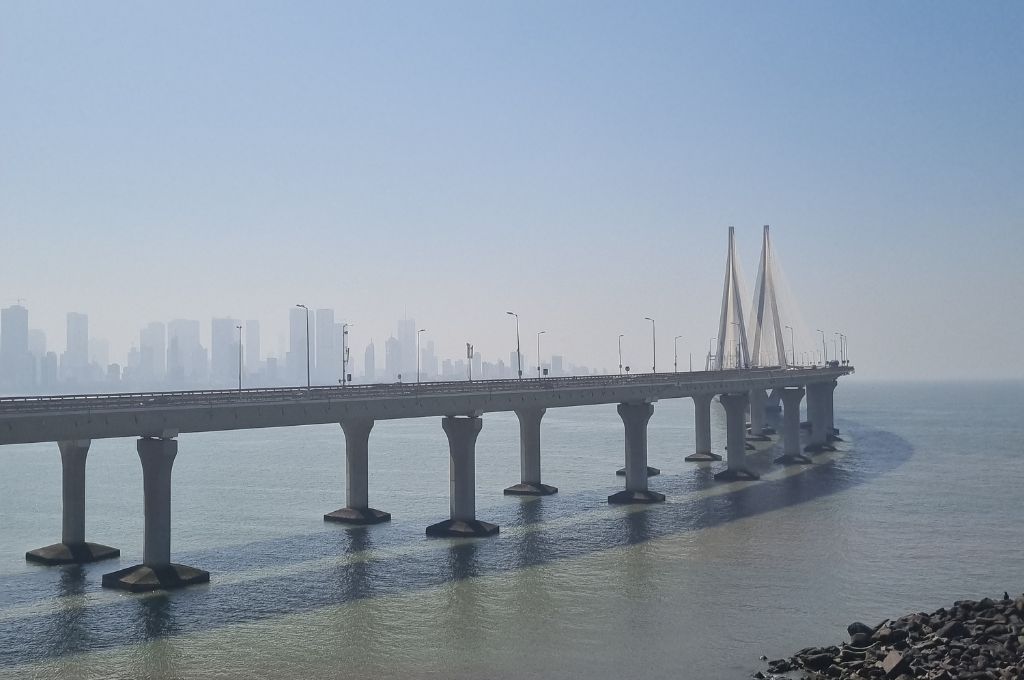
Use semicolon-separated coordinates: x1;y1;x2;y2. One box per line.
749;224;788;368
716;226;751;370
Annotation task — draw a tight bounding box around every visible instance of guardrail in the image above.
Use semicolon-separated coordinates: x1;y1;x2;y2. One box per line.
0;365;850;415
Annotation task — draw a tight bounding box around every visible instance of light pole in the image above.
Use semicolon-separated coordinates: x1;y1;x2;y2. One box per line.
644;317;656;373
618;334;624;376
236;325;243;393
506;311;522;379
296;304;311;389
816;329;826;364
416;328;426;383
341;323;352;387
833;332;840;366
536;330;546;378
785;324;795;366
673;336;682;373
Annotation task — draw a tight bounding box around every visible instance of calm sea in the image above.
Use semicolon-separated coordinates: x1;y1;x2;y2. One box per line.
0;380;1021;679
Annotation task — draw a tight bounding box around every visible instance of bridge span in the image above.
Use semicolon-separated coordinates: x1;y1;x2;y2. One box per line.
0;365;851;592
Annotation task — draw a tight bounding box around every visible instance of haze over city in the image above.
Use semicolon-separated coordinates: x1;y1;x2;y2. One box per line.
3;1;1022;389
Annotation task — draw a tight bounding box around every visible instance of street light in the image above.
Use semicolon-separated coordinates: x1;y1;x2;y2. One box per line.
644;317;656;373
236;325;243;393
506;311;522;379
618;334;624;376
833;332;840;366
673;336;682;373
296;304;311;389
416;328;426;383
341;323;352;387
816;329;826;364
536;330;546;378
785;324;795;366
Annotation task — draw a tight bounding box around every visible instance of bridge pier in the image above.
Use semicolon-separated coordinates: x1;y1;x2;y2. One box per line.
804;383;835;453
609;402;665;504
747;389;770;440
102;437;209;592
685;393;721;462
774;388;811;465
504;408;557;496
426;416;499;537
325;419;391;524
26;439;120;565
714;393;759;481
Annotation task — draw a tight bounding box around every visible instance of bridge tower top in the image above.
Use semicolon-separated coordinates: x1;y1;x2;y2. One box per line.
716;226;751;370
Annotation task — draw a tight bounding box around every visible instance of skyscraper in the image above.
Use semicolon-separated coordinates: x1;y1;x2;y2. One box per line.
167;319;202;383
211;317;240;385
315;308;335;383
0;305;31;389
385;336;401;381
364;341;375;381
63;312;89;382
139;322;166;382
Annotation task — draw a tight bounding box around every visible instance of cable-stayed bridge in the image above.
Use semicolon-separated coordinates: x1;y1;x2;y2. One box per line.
0;227;853;592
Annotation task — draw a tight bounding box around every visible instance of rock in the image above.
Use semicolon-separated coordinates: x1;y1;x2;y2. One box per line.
849;621;875;638
936;620;967;639
881;651;911;679
850;632;872;647
803;653;834;671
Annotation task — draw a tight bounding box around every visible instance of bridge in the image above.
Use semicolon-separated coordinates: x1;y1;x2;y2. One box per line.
0;226;853;592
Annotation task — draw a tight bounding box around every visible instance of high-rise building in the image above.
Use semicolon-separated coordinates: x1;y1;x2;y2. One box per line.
397;319;415;379
315;309;335;383
139;322;166;382
364;342;375;381
28;329;46;359
63;312;89;382
211;317;240;385
0;305;31;388
385;336;401;381
245;320;260;376
289;307;310;385
168;319;202;383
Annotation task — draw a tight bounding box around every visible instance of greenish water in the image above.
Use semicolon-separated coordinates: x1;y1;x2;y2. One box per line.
0;381;1021;679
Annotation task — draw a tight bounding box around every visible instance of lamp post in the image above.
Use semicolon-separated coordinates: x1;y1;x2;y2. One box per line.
673;335;682;373
416;328;426;384
618;334;624;376
236;325;243;393
341;323;352;387
644;317;656;373
816;329;826;364
785;324;795;366
506;311;522;379
296;304;311;389
833;332;840;366
536;330;546;378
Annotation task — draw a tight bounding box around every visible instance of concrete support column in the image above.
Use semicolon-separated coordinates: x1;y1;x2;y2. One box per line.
426;416;498;537
748;389;770;440
804;383;835;453
714;393;759;481
325;419;391;524
774;388;811;465
824;380;838;439
609;402;665;504
26;439;119;565
102;437;209;592
685;393;722;462
504;408;557;496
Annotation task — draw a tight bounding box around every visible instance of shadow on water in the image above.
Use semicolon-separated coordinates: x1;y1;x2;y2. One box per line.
0;420;912;666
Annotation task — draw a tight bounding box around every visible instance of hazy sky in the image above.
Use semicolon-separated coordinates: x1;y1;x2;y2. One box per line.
2;1;1021;380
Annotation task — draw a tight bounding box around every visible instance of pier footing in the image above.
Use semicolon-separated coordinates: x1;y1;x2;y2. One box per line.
503;482;558;496
607;489;666;504
425;519;499;538
774;453;813;466
615;466;660;477
684;452;723;462
26;542;119;566
102;563;210;592
324;507;392;525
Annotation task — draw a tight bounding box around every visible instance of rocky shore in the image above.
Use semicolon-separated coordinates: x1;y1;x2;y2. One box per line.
756;593;1024;680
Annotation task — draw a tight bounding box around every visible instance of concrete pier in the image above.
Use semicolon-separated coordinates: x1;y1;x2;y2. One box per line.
609;402;665;504
685;393;722;462
426;416;499;537
25;439;119;565
504;408;557;495
747;389;770;440
774;388;812;465
102;437;209;592
804;383;835;453
325;419;391;524
714;393;759;481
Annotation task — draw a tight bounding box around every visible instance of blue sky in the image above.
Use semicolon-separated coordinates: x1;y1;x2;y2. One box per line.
2;1;1022;378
